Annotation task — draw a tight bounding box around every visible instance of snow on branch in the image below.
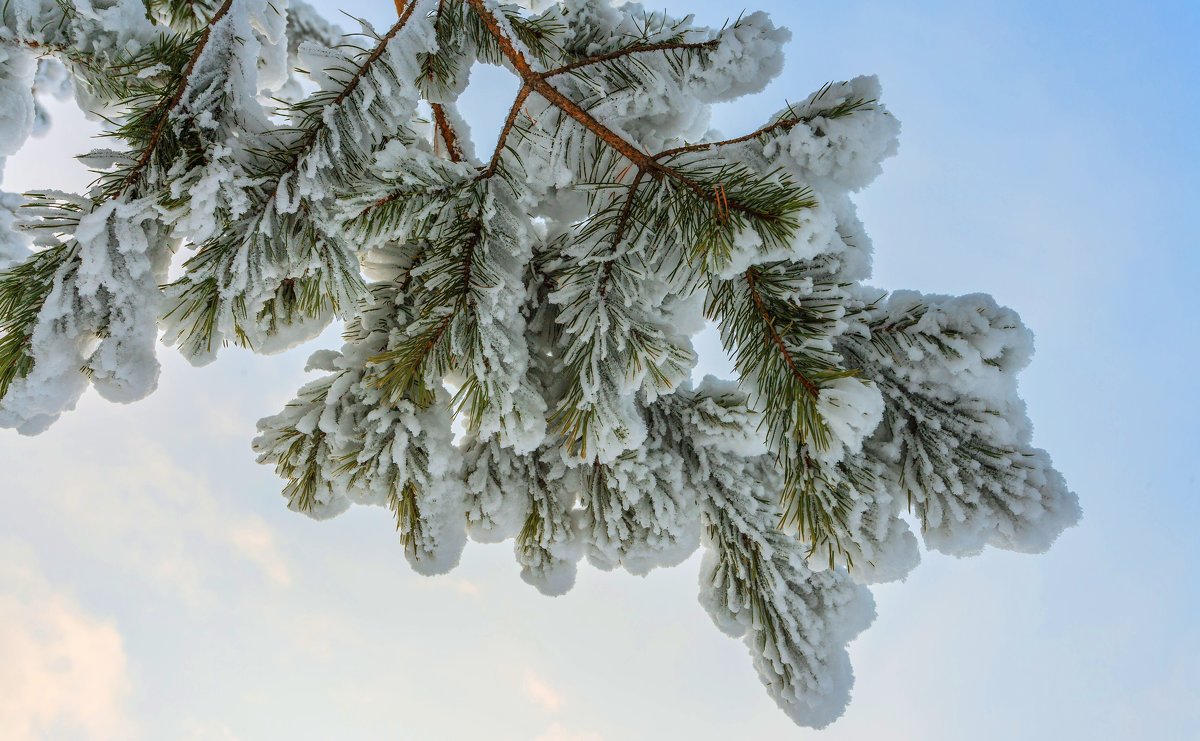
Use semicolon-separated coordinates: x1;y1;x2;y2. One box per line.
0;0;1078;728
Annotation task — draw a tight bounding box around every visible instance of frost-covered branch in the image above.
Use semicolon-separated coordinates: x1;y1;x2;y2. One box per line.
839;291;1081;556
0;0;1078;728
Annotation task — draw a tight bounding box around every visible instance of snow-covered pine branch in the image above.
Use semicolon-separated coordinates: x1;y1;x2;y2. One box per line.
0;0;1079;728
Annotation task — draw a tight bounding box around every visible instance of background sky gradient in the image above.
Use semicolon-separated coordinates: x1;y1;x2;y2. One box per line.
1;1;1197;738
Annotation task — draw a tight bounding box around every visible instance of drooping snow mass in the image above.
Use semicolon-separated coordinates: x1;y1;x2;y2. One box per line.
0;192;28;269
253;243;468;574
0;195;167;434
837;289;1081;557
0;0;1079;728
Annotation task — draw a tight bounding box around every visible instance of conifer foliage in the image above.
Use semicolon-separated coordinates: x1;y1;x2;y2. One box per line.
0;0;1079;726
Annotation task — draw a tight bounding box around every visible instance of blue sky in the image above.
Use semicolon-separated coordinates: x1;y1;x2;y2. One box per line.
1;1;1197;738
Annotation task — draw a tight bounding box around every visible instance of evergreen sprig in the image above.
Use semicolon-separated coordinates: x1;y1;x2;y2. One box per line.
707;259;866;555
836;299;1066;555
0;244;70;399
163;3;429;356
0;2;237;401
366;180;519;430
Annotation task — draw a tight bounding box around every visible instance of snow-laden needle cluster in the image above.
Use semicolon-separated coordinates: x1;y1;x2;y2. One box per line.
0;0;1079;727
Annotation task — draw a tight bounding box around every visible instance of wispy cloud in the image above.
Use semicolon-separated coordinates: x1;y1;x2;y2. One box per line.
226;522;292;588
7;434;291;602
524;669;564;712
0;546;133;741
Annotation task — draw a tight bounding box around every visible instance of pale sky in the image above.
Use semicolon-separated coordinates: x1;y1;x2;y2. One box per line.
1;1;1197;739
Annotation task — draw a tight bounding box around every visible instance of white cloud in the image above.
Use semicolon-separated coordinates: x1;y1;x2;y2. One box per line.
523;669;564;712
14;438;291;602
0;548;133;741
227;522;293;588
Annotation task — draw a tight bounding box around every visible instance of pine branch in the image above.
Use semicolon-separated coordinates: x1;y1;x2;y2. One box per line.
367;198;484;408
541;38;720;79
484;84;532;177
837;294;1078;555
706;259;864;555
465;0;659;171
163;3;431;357
431;102;465;162
113;0;235;197
0;245;70;400
287;1;422;157
463;0;804;226
656;81;879;161
0;3;242;403
746;267;821;399
699;459;872;728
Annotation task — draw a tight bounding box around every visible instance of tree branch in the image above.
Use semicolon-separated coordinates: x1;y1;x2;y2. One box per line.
657;87;877;161
483;84;532;177
598;169;647;298
117;0;236;196
465;0;659;173
745;267;821;399
431;102;465;162
655;117;806;161
359;2;791;230
541;39;719;79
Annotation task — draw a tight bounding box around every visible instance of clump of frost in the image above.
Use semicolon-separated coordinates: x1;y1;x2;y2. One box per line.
763;75;901;192
813;376;884;466
516;454;583;595
579;400;702;575
0;196;167;434
688;12;789;103
464;436;539;543
840;289;1081;557
715;192;841;280
0;192;29;268
0;46;36;158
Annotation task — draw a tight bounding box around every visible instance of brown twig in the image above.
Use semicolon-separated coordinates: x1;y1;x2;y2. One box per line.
655;117;805;161
598;169;647;298
364;2;776;227
464;0;781;230
463;0;744;205
431;102;465;162
465;0;659;174
541;39;719;79
117;0;236;195
484;85;532;177
745;267;821;399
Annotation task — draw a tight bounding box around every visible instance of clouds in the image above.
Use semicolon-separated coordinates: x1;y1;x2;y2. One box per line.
524;669;608;741
0;548;133;741
4;430;292;603
523;669;564;712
